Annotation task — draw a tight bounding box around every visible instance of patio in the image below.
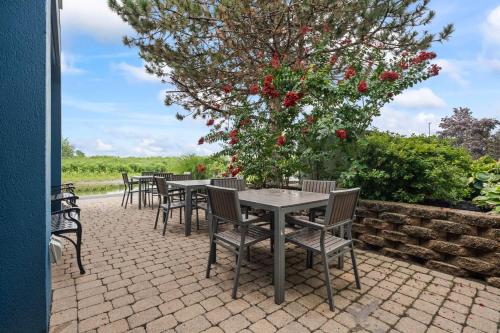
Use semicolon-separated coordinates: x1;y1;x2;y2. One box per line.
50;195;500;333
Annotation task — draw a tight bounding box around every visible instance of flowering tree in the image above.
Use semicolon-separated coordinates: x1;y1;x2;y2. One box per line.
110;0;452;186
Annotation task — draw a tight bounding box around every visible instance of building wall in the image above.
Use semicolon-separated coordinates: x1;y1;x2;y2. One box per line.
354;200;500;288
0;0;61;331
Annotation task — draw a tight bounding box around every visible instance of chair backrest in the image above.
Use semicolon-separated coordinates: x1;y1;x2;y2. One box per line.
121;172;130;185
154;172;173;180
211;178;246;191
171;174;193;181
206;185;242;224
141;171;154;176
302;180;336;194
323;188;360;227
154;177;169;196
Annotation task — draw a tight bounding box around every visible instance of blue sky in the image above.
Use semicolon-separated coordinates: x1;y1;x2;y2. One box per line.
61;0;500;157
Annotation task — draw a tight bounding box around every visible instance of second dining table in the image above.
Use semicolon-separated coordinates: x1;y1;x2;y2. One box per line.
165;179;212;236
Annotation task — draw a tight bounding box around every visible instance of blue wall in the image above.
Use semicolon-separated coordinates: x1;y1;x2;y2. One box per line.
0;0;60;332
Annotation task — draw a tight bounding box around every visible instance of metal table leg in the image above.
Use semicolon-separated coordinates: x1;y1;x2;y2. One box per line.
273;209;285;304
138;180;142;209
185;187;192;236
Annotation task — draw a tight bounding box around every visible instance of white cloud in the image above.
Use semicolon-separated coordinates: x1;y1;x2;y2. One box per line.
391;88;446;109
95;139;113;152
61;0;132;42
484;6;500;44
112;62;160;83
372;107;441;135
477;57;500;71
434;59;469;86
61;52;84;74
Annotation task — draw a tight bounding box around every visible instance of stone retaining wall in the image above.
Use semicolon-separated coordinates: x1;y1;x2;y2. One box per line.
354;200;500;287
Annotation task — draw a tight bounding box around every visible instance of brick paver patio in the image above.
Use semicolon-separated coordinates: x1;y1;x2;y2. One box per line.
50;196;500;333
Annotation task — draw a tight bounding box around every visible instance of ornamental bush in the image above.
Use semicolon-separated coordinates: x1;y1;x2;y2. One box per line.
340;132;472;203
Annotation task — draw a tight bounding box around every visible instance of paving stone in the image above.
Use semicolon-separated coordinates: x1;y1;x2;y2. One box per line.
249;319;277;333
205;306;231;325
127;308;161;329
395;316;427;333
145;314;177;332
175;315;211;333
219;314;251;333
97;319;129;333
108;305;133;322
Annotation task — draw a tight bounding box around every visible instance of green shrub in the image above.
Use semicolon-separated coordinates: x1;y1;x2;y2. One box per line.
340;132;472;203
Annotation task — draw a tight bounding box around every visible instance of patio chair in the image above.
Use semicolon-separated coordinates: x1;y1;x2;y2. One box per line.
121;172;139;208
285;188;361;311
51;206;85;274
154;177;205;235
205;185;272;299
302;180;336;221
152;172;173;207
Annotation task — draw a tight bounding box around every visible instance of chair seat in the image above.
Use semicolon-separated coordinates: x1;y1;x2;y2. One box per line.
286;228;351;254
51;212;79;233
216;224;271;247
161;202;185;210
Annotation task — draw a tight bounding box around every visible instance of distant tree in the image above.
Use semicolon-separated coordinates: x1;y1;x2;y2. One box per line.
62;138;75;158
75;149;86;157
438;107;499;159
62;138;85;158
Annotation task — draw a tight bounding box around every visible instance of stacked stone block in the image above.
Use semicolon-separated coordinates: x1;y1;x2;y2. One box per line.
354;200;500;287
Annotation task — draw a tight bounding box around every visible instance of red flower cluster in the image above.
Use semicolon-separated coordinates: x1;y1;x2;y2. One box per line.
239;118;251;127
229;137;239;145
229;129;238;138
299;26;311;35
379;71;399;81
198;137;205;145
206;119;214;126
231;166;241;177
271;52;280;69
429;64;441;76
301;127;310;135
249;84;260;95
398;61;409;70
357;80;368;93
306;115;315;125
335;129;347;140
231;155;237;162
222;84;232;93
262;75;279;98
276;135;286;146
196;164;206;173
283;91;301;108
344;66;356;80
412;51;437;64
329;55;337;65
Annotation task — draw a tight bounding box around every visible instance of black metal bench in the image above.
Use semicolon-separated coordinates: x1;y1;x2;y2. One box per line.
51;207;85;274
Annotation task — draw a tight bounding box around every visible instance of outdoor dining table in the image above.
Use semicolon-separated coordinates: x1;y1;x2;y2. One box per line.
237;188;329;305
131;175;154;209
165;179;212;236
